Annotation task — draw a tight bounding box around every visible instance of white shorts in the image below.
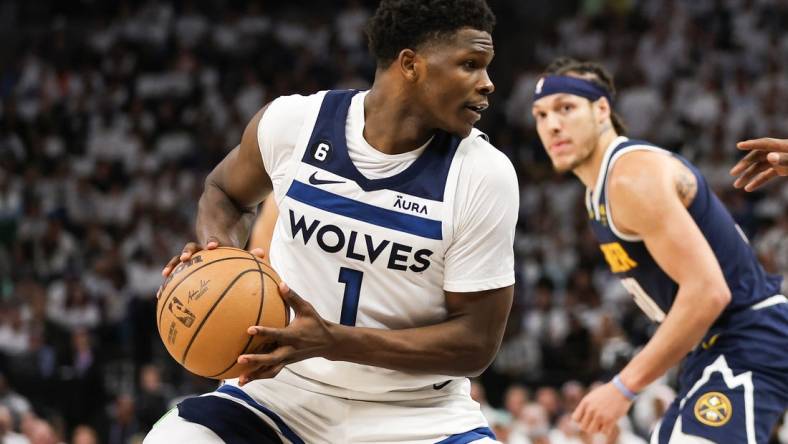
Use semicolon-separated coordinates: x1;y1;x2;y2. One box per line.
145;369;498;444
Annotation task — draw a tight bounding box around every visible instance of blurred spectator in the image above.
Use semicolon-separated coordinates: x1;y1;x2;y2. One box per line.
471;380;500;428
22;418;60;444
59;328;104;433
0;404;28;444
69;425;98;444
134;365;169;433
560;380;585;414
101;394;139;444
0;373;31;422
504;385;530;420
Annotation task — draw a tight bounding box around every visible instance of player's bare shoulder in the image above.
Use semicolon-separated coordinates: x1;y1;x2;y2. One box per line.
606;149;700;238
608;150;697;208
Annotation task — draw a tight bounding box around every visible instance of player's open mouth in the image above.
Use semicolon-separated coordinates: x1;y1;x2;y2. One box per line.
464;103;488;121
465;103;488;113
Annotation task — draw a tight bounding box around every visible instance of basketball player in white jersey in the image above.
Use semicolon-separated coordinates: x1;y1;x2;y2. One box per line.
731;137;788;191
145;0;518;443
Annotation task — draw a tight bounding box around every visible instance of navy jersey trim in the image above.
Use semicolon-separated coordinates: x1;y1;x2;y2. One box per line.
287;180;442;240
593;138;659;220
301;90;462;200
435;426;496;444
217;385;305;444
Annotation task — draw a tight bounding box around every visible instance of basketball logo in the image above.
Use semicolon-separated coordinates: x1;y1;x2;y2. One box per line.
535;77;545;94
168;296;196;327
694;392;732;427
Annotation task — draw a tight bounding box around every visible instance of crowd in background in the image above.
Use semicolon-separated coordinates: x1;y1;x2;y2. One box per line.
0;0;786;443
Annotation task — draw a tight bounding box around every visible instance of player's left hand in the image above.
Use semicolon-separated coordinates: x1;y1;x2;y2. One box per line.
571;382;632;436
237;282;336;386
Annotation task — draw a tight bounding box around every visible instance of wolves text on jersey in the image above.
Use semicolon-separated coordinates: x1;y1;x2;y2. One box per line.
288;209;433;272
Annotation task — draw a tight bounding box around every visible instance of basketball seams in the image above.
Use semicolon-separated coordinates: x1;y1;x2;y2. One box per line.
256;261;290;325
156;256;258;331
181;268;262;364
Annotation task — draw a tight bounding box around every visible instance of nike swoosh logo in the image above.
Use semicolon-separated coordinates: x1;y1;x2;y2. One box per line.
432;380;451;390
308;172;345;186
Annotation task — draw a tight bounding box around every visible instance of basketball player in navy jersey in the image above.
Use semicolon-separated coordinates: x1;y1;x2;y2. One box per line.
731;137;788;191
531;58;787;443
146;1;518;443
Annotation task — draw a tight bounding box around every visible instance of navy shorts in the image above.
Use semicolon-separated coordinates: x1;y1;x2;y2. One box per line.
653;300;788;443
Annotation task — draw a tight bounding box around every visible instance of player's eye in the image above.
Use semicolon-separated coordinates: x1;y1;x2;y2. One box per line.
463;60;476;69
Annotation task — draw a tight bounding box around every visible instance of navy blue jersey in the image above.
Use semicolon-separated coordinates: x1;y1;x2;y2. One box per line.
586;137;782;323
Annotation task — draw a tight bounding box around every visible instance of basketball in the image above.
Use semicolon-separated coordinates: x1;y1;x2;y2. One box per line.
156;247;288;379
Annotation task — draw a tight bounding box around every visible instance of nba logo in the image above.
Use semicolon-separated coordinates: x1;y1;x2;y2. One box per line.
535;77;545;94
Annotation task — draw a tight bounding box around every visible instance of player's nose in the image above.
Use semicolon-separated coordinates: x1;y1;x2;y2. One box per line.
477;70;494;96
544;112;562;133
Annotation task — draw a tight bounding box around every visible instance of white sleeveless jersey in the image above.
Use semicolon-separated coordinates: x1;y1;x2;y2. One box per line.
253;89;518;400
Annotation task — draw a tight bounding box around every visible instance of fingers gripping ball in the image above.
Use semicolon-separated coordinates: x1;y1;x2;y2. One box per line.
156;247;288;379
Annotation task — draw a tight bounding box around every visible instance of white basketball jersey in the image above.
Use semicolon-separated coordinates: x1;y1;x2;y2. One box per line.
253;90;518;400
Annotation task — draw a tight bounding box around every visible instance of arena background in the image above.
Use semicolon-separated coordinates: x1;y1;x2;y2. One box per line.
0;0;786;443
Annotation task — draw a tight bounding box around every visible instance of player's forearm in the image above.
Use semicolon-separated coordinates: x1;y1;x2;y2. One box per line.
196;179;257;247
619;285;730;392
325;317;501;377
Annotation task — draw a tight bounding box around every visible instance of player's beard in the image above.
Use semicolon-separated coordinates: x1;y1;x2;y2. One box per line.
552;144;595;173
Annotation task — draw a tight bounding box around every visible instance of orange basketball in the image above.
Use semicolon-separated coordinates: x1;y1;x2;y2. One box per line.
156;247;288;379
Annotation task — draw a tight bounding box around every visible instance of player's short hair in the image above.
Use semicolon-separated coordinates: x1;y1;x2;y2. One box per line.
544;57;627;135
366;0;496;67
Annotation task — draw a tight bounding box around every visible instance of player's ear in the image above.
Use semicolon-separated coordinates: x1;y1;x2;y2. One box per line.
398;49;419;82
594;97;612;124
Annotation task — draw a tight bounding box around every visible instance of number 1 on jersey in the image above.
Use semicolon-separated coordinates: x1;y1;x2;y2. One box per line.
338;267;363;326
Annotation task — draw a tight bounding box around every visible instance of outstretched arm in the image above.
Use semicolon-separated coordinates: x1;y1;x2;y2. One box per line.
731;137;788;191
573;151;731;435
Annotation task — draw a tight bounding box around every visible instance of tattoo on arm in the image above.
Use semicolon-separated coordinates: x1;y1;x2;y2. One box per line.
675;170;697;207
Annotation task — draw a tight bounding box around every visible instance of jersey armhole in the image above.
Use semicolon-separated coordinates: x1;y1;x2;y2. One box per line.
603;145;671;242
